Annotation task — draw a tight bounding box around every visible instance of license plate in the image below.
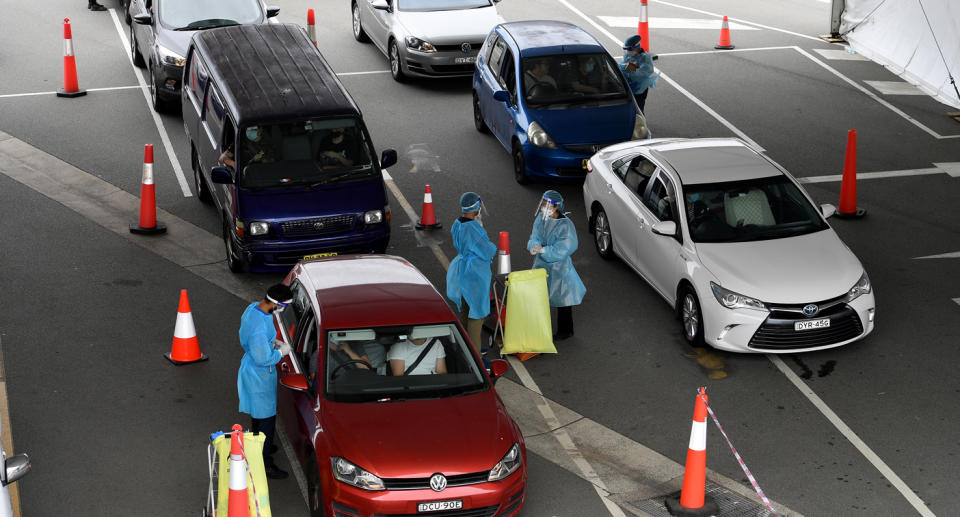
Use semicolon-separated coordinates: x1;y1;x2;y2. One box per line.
795;318;830;331
303;252;337;260
454;57;476;64
581;158;589;169
417;499;463;512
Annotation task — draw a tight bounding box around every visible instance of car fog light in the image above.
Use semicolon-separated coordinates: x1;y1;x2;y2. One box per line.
718;325;737;341
868;309;875;322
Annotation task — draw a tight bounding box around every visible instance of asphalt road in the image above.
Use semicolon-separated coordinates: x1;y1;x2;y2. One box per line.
1;0;959;516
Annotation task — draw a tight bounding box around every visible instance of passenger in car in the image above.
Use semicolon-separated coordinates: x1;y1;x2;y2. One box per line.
388;336;448;376
318;127;356;168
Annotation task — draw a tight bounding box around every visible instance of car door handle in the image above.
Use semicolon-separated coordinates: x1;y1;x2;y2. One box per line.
280;362;290;372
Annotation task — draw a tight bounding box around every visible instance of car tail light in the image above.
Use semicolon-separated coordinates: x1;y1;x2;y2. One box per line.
585;160;594;173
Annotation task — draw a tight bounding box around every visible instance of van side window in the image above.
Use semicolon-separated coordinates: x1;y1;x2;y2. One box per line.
483;33;499;64
500;51;516;98
488;39;507;82
186;52;208;107
202;87;225;146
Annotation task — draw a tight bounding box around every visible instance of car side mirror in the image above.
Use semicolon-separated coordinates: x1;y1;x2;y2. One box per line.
651;220;677;237
211;166;234;184
380;149;398;169
493;90;511;103
487;359;509;382
3;454;30;486
266;6;280;17
820;203;837;219
133;12;153;25
280;374;310;393
371;0;389;11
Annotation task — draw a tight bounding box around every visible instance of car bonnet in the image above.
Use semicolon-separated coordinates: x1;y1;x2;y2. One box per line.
397;6;503;43
528;102;635;145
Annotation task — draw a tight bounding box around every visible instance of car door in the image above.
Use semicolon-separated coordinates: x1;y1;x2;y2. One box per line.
637;169;684;299
366;0;392;54
491;48;520;149
605;153;656;269
276;281;322;465
480;38;511;148
199;85;232;212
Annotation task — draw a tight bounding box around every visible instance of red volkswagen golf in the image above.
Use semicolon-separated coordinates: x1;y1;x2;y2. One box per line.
274;255;526;517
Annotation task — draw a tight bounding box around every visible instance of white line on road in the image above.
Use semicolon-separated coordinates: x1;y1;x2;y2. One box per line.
337;70;391;76
797;166;948;184
0;85;140;99
914;251;960;259
598;16;760;30
108;8;193;197
767;356;935;517
954;298;960;306
654;45;795;58
651;0;824;42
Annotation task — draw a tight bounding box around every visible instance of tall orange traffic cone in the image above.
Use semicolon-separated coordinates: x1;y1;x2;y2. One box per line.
665;387;718;516
714;16;735;50
416;185;442;230
130;144;167;235
637;0;650;52
307;9;317;46
836;129;866;218
228;424;251;517
165;289;208;365
56;18;86;98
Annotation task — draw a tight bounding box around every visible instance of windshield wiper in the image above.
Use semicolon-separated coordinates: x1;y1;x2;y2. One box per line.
176;20;239;30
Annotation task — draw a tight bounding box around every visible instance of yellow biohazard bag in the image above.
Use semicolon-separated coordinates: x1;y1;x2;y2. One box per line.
214;431;272;516
501;269;557;355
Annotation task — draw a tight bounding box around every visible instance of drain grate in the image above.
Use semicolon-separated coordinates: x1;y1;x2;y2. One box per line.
627;482;778;517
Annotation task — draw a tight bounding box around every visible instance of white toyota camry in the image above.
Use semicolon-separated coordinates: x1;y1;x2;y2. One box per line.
583;138;876;353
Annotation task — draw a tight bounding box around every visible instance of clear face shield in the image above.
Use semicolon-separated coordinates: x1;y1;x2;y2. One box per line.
535;197;559;221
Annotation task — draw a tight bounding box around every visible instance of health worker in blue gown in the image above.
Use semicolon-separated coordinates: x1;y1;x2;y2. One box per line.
446;192;497;353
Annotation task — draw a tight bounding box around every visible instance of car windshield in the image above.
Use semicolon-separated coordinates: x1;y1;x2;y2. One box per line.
521;53;629;109
160;0;262;30
322;324;487;403
397;0;492;11
684;175;829;243
238;118;376;189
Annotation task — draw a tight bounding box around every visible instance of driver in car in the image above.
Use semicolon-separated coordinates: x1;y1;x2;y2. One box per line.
388;335;448;376
326;335;386;377
524;61;557;95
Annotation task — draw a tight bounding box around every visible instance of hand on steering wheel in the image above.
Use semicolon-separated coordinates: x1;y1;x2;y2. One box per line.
330;359;374;379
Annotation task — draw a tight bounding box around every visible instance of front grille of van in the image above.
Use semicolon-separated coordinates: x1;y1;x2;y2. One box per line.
280;215;355;237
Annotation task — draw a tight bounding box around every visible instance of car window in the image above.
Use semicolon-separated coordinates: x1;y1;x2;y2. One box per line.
298;315;318;389
158;0;263;29
684;175;830;243
397;0;492;11
202;87;225;145
488;39;507;81
522;53;629;109
614;154;656;196
643;172;676;222
185;51;208;106
279;280;311;342
500;50;516;97
324;324;487;403
482;33;499;64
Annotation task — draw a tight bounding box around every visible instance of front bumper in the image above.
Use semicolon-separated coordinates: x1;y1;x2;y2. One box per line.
235;224;390;272
155;62;183;100
402;49;479;78
521;143;596;179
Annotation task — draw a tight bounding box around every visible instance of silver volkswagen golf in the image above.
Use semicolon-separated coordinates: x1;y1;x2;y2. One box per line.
352;0;504;81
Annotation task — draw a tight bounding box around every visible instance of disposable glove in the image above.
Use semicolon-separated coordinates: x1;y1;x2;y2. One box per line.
529;244;543;255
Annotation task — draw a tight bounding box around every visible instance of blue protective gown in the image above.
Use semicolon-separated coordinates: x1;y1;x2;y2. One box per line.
619;51;660;95
237;303;283;419
446;218;497;319
527;215;586;307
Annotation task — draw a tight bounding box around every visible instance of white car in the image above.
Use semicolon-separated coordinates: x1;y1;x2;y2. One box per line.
583;138;876;353
0;413;30;517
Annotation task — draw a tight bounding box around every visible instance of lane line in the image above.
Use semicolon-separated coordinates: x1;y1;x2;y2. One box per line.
954;298;960;306
914;251;960;260
598;16;761;30
767;356;935;517
651;0;824;42
797;167;945;184
0;85;140;99
0;338;21;517
554;0;765;152
108;8;193;197
337;70;391;76
654;45;795;57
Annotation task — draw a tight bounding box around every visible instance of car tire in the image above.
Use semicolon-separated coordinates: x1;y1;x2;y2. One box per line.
593;206;615;260
512;141;529;185
192;148;212;203
305;454;324;517
351;2;369;43
130;26;145;68
389;39;405;82
223;220;246;273
680;286;705;346
148;64;169;113
473;92;489;133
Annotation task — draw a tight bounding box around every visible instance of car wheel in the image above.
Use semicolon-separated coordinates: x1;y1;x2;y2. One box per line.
473;92;489;133
593;206;614;260
223;220;246;273
149;64;168;113
389;39;405;82
512;141;529;185
192;148;211;203
305;454;324;517
680;286;705;346
351;2;369;42
130;26;144;68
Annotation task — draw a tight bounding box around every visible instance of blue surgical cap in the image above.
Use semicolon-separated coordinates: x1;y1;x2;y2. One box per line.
542;190;564;211
623;35;643;51
460;192;482;213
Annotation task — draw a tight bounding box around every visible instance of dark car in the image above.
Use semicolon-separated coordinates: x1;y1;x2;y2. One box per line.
128;0;279;111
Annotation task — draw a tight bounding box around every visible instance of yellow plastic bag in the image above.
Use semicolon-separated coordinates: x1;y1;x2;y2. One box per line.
214;431;272;516
502;269;557;355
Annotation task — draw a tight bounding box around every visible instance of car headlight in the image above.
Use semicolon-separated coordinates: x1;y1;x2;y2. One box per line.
488;443;521;481
363;209;383;225
631;113;649;140
526;121;557;149
331;457;385;491
710;282;767;311
248;221;269;236
157;44;186;67
405;36;436;53
845;272;871;302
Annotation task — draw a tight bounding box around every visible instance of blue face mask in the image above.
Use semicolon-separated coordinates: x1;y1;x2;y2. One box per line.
246;127;260;141
585;62;595;73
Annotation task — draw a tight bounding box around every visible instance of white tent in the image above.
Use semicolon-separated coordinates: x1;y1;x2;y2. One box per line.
840;0;960;109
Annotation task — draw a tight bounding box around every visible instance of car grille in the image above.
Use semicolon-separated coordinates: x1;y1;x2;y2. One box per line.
434;42;484;52
279;215;356;237
429;64;477;73
382;471;489;490
375;506;498;517
748;302;863;350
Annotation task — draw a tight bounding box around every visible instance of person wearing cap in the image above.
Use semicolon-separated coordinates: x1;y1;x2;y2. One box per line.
619;35;660;113
446;192;497;354
527;190;586;341
238;283;294;480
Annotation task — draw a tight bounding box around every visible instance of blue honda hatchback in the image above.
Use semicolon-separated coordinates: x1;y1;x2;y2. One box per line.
472;21;650;184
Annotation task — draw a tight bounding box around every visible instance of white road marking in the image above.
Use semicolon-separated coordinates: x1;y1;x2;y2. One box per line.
337;70;391;76
934;162;960;177
865;80;928;96
797;165;952;184
811;48;869;61
651;0;824;42
653;45;795;58
768;356;935;517
954;298;960;306
598;16;760;30
108;8;193;197
914;251;960;259
0;85;140;99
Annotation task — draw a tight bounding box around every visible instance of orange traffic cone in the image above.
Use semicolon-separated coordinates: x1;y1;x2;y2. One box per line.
307;9;316;46
637;0;650;52
228;424;251;517
56;18;86;98
130;144;167;235
665;387;718;516
836;129;866;218
165;289;208;365
416;185;442;230
715;16;735;50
